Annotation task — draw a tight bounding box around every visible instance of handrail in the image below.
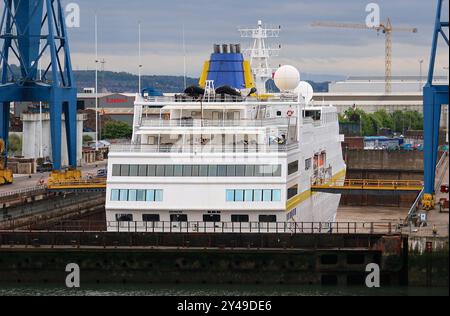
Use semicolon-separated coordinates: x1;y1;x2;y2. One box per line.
312;179;424;190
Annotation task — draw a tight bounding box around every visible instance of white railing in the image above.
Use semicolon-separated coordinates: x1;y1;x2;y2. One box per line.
110;143;299;154
141;118;293;128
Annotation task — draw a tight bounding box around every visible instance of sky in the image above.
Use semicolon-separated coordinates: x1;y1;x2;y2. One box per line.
3;0;450;79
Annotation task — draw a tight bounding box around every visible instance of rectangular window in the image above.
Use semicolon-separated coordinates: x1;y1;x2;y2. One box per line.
174;165;183;177
203;214;221;222
154;190;164;202
259;215;277;223
183;165;192;177
112;165;121;177
129;165;139;177
244;190;253;202
143;214;160;222
231;215;250;223
137;189;146;201
156;165;165;177
305;158;312;171
170;214;188;222
226;165;236;177
119;189;128;201
120;165;130;177
245;165;255;177
217;165;227;177
199;165;208;177
254;165;264;177
288;161;299;175
272;190;282;202
253;189;263;202
191;165;199;177
263;190;272;202
208;165;218;177
288;185;298;200
146;190;155;202
226;190;235;202
146;165;156;177
116;214;133;222
138;165;147;177
235;165;246;177
110;189;120;201
273;165;282;177
128;189;137;201
164;165;174;177
263;165;273;177
235;190;244;202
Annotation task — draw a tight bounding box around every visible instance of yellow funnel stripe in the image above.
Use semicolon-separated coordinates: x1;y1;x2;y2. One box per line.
199;61;210;88
243;60;255;89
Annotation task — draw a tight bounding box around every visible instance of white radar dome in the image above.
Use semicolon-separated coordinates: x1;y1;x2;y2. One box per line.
274;65;300;91
294;81;314;104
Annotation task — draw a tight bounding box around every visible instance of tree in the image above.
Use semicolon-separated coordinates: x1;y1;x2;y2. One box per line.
83;135;93;143
8;134;22;155
102;121;132;140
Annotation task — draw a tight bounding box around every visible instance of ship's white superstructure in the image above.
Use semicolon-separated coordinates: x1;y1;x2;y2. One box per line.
105;92;346;232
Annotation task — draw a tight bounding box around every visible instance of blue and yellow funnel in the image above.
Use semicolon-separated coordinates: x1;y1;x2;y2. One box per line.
199;44;254;90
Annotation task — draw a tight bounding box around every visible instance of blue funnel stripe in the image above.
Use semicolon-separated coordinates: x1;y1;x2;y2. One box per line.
207;53;246;89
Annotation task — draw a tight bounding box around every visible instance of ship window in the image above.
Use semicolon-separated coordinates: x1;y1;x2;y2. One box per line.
116;214;133;222
120;165;129;176
143;214;160;222
227;165;236;177
110;189;120;201
203;214;221;222
128;190;137;201
119;189;128;201
244;190;253;202
156;165;165;177
154;190;164;202
147;165;156;176
191;165;200;177
276;111;282;117
199;165;208;176
263;165;273;177
174;165;183;177
208;165;218;177
273;165;282;177
263;190;272;202
164;165;174;177
288;185;298;200
137;190;146;201
146;190;155;202
138;165;147;177
235;165;246;177
259;215;277;223
217;165;227;177
305;158;312;171
231;215;249;223
129;165;138;177
254;165;264;177
235;190;244;202
272;190;282;202
288;161;299;175
245;165;255;177
170;214;188;222
112;165;121;176
226;190;235;202
183;165;192;177
253;190;263;202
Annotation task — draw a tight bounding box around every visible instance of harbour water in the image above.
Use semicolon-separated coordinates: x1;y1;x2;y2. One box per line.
0;284;448;296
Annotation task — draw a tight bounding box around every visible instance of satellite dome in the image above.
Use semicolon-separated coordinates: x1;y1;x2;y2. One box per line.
274;65;300;91
294;81;314;104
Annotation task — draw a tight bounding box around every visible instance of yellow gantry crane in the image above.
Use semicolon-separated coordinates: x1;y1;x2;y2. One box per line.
311;18;418;94
0;139;13;185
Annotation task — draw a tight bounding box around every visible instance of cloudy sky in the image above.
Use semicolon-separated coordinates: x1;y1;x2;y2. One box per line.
9;0;450;78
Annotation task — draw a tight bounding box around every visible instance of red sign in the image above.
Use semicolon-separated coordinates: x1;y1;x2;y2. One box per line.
106;98;128;104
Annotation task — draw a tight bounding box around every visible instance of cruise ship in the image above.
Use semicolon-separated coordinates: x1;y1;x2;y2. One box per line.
105;22;346;233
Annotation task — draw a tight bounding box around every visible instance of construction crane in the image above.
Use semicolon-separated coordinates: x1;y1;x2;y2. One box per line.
0;139;13;185
0;0;78;185
311;18;418;94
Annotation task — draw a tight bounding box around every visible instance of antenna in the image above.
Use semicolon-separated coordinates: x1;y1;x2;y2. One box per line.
138;21;142;93
182;22;187;90
95;14;99;151
239;20;281;94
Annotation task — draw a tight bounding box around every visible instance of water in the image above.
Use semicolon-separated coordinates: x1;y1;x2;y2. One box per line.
0;284;448;296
